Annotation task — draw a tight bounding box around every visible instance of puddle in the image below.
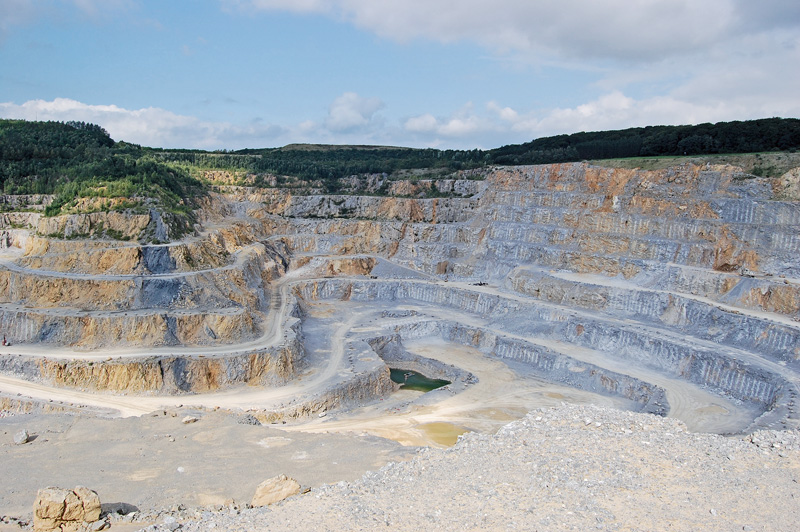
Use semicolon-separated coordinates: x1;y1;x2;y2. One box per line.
414;422;470;447
390;368;451;392
695;404;730;415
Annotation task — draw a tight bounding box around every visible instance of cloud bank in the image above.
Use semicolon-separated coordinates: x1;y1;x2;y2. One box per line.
217;0;800;148
227;0;800;63
0;98;286;150
1;1;797;149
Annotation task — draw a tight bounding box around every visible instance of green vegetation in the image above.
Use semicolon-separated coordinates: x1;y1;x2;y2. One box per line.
153;145;488;193
0;119;204;225
153;118;800;186
589;151;800;179
489;118;800;165
2;117;799;231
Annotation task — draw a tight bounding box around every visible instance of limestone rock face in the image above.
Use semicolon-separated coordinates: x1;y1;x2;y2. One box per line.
2;162;799;428
33;486;101;531
778;167;800;200
35;212;151;241
251;475;301;507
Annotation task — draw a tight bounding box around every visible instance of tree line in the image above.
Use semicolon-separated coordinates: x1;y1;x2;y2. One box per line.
488;118;800;164
2;117;799;209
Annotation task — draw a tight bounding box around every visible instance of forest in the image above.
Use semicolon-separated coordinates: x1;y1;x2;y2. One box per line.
0;119;202;217
1;117;799;211
488;118;800;164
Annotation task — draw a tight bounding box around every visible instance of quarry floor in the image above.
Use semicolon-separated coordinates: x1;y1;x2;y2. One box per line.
0;255;796;530
0;269;780;528
3;404;799;532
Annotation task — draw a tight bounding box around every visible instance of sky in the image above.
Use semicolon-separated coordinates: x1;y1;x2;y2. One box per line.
1;0;799;150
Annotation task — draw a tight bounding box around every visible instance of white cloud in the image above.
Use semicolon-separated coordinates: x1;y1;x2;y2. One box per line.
0;98;286;149
226;0;800;147
0;94;392;149
489;88;800;141
438;116;481;137
324;92;385;133
404;114;438;133
226;0;330;13
226;0;799;63
403;104;498;146
488;102;519;123
400;77;800;149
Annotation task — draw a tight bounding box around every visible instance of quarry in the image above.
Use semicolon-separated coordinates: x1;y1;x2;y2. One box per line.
2;161;800;530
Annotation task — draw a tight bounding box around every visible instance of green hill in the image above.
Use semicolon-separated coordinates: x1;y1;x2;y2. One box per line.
2;117;799;218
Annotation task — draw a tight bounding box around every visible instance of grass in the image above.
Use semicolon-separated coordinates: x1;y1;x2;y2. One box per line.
590;151;800;178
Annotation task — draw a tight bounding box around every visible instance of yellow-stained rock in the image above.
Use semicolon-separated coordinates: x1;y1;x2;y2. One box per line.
74;486;102;522
33;486;101;531
251;475;301;507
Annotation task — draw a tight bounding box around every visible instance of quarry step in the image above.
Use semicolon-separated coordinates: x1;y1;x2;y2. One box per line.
295;278;800;416
1;162;798;436
507;267;800;360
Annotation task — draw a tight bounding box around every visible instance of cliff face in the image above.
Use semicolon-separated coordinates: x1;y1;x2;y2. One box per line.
0;163;798;428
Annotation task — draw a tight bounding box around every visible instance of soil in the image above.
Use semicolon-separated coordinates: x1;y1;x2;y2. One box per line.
0;409;416;521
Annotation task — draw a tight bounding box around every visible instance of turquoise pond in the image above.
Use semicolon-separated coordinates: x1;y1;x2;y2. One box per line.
390;368;451;392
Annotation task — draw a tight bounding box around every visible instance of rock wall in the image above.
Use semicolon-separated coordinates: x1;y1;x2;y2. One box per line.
1;163;798;423
0;302;305;394
293;277;798;424
0;241;287;347
251;365;395;423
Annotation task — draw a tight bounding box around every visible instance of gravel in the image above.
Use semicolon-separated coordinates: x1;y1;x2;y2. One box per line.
135;404;800;531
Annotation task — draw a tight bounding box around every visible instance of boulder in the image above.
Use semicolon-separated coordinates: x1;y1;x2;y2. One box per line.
74;486;102;522
33;486;102;532
13;429;30;445
250;475;301;507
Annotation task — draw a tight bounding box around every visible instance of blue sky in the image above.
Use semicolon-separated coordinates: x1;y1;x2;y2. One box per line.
1;0;799;150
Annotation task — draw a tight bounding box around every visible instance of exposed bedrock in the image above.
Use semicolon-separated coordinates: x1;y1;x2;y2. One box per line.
294;278;799;430
0;246;275;311
267;194;480;224
3;216;280;276
0;307;257;347
508;269;800;364
0;305;305;394
0;393;115;416
260;164;799;314
253;366;395;423
367;331;666;415
367;332;475;386
0;242;289;347
35;211;152;240
1;163;798;429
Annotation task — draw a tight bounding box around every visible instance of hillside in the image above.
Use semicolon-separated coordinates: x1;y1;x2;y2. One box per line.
491;117;800;167
5;117;800;208
0;120;203;240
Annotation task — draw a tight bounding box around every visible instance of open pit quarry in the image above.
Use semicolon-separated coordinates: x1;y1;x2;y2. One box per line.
2;162;800;529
